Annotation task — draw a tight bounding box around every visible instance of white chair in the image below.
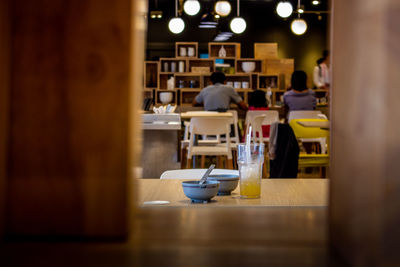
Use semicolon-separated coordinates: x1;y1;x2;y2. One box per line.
187;117;233;169
244;110;279;143
246;115;266;144
288;110;328;154
160;168;239;179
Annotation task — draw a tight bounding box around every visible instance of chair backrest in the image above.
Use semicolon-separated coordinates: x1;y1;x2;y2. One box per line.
247;115;266;144
289;119;329;139
190;117;231;136
245;110;279;126
188;117;232;159
287;110;323;122
160;168;239;179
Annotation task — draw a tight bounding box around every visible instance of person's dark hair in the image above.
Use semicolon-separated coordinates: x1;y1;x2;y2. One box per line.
210;71;226;84
291;70;308;92
322;50;329;59
317;57;325;65
249;90;268;108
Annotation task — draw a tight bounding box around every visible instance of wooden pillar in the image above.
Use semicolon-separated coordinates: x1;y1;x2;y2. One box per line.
330;0;400;265
0;0;11;238
1;0;146;238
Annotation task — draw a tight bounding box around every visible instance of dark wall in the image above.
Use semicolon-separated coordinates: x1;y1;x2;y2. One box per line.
146;0;329;83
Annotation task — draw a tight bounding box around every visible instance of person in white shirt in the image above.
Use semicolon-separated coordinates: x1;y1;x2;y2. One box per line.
313;50;330;89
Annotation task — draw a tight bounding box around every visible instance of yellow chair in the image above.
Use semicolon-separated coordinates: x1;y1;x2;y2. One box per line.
289;119;330;177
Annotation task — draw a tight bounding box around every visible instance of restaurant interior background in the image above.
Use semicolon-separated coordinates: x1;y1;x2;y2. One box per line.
1;0;400;266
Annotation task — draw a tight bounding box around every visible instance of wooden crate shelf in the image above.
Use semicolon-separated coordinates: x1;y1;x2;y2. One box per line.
174;74;202;89
144;61;159;89
236;59;263;73
175;42;198;58
155;90;178;106
208;42;241;58
180;89;201;106
188;59;214;73
159;58;187;73
258;74;279;89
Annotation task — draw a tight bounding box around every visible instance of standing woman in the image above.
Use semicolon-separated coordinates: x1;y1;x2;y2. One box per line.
313;50;330;89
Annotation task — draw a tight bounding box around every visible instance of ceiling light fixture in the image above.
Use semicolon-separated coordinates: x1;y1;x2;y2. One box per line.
312;0;320;5
215;1;232;17
150;10;163;19
230;0;246;34
297;5;305;14
291;18;307;35
276;1;293;18
199;12;218;28
150;0;163;19
291;0;307;35
168;0;185;34
183;0;201;16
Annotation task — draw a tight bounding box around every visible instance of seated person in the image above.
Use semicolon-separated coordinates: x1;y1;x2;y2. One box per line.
193;71;247;111
249;89;269;110
244;90;271;141
283;70;316;119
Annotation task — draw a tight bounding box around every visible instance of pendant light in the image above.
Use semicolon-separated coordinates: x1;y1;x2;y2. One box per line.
168;0;185;34
291;0;307;35
230;0;246;34
276;1;293;18
215;1;232;17
183;0;201;16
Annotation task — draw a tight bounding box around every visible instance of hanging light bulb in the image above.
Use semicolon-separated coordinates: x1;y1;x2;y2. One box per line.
169;0;185;34
230;17;246;34
291;18;307;35
291;0;307;35
215;1;232;17
169;18;185;34
276;1;293;18
230;0;246;34
183;0;201;16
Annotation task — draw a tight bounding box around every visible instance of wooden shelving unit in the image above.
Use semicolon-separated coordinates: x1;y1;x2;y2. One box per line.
144;42;300;107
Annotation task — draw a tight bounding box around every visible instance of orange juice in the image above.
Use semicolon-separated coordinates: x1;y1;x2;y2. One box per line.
239;163;262;198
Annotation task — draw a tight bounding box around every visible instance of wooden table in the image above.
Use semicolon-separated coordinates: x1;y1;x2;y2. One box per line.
180;111;233;119
136;179;328;207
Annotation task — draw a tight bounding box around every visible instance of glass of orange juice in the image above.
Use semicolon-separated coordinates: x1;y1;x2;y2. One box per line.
237;143;265;199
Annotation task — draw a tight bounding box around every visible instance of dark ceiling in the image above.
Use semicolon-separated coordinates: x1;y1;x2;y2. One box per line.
146;0;330;75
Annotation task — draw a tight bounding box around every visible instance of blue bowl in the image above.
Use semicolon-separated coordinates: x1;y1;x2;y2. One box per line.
208;174;239;195
182;180;220;203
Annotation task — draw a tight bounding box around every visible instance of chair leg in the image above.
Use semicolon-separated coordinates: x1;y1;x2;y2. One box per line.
186;157;192;169
181;147;187;169
216;156;223;168
200;155;206;168
226;158;233;169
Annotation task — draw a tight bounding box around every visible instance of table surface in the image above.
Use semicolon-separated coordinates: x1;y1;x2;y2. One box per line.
136;179;328;207
180;111;233;119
